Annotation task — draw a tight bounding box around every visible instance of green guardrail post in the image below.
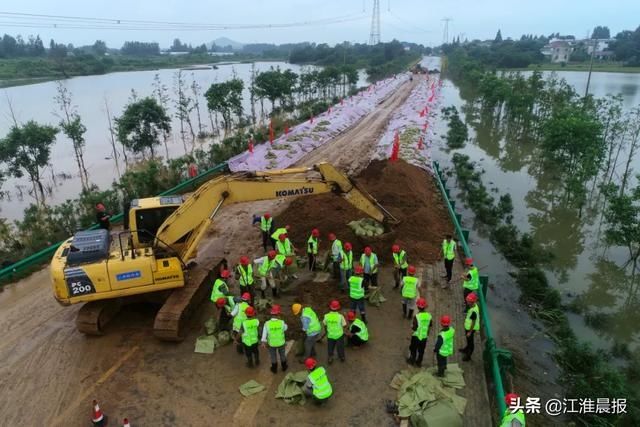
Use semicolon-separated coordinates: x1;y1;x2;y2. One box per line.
480;275;489;299
450;200;456;210
455;212;462;224
462;228;469;241
445;187;451;198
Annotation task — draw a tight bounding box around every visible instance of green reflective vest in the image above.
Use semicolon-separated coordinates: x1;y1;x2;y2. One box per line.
324;312;344;339
260;216;272;232
469;266;480;289
274;254;286;268
258;257;274;276
360;253;378;274
237;264;254;286
340;250;353;270
413;311;432;340
276;239;293;256
232;302;249;331
210;278;228;302
442;240;456;260
393;250;408;268
463;277;478;291
241;318;259;346
439;327;455;357
351;318;369;341
401;276;418;298
223;296;236;314
331;240;343;261
465;304;480;331
302;307;321;336
308;367;333;400
500;409;526;427
271;227;287;240
265;318;286;347
307;236;318;254
349;275;365;300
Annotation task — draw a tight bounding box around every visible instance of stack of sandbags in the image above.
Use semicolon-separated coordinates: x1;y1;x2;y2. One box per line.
348;218;385;237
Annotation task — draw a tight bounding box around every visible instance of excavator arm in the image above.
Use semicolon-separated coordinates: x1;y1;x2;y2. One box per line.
154;162;398;262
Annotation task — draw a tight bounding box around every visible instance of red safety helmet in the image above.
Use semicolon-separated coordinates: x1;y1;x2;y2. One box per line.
466;292;478;304
407;265;416;275
305;357;317;370
279;234;287;241
465;257;474;266
220;269;231;278
364;246;372;255
270;304;282;315
440;315;451;327
216;297;226;308
354;265;364;274
268;250;276;259
311;228;320;237
285;225;291;231
505;393;520;407
264;213;271;219
347;310;356;321
240;256;250;266
285;257;294;266
328;233;336;241
344;242;352;251
241;292;251;301
245;306;256;317
416;297;427;309
392;244;400;253
329;300;341;311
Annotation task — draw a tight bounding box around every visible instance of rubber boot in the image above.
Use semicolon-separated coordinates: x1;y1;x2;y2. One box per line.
255;354;260;366
361;313;368;324
402;303;407;317
246;358;254;368
270;363;277;373
272;287;278;298
281;361;288;371
407;309;414;320
236;343;244;354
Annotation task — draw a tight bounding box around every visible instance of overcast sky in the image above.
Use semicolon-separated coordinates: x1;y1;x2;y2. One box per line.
4;0;639;48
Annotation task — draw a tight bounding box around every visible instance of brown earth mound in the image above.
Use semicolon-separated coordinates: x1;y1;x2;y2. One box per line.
279;160;452;265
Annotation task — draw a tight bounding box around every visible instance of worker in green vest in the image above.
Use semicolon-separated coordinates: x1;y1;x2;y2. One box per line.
348;265;367;323
303;357;333;404
215;296;235;331
257;212;274;252
392;244;409;289
210;269;232;303
276;233;296;257
464;257;480;291
231;292;252;355
261;304;288;373
241;306;260;368
273;256;294;291
340;242;354;292
271;224;291;250
460;292;480;361
433;315;455;377
501;393;526;426
292;303;322;360
328;233;343;280
407;297;431;367
360;246;379;290
322;300;347;364
236;256;255;301
307;228;320;271
441;234;457;283
401;265;420;319
346;310;369;347
461;271;479;311
258;250;277;299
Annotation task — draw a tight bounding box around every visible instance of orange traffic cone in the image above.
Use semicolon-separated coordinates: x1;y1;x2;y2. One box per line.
92;400;107;426
123;418;131;427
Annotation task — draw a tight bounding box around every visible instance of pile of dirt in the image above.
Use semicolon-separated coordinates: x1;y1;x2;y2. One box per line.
279;160;452;265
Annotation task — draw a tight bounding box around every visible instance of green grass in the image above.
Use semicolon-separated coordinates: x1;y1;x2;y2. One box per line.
504;62;640;73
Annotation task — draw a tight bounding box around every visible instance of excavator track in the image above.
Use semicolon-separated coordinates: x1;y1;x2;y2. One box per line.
76;299;124;335
153;258;227;341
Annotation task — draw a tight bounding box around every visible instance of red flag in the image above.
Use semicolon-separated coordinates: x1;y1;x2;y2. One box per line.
418;136;424;150
340;98;344;106
419;109;425;118
328;106;332;114
248;137;254;153
390;142;399;162
310;115;314;124
428;94;434;103
284;124;289;135
423;122;428;131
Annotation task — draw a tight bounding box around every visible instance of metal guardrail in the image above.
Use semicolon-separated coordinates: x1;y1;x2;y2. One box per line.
0;162;229;282
432;160;509;418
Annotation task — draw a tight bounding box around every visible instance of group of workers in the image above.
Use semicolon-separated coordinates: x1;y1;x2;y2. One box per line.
210;213;523;421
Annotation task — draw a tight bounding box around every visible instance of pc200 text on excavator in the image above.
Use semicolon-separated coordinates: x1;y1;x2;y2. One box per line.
50;162;398;341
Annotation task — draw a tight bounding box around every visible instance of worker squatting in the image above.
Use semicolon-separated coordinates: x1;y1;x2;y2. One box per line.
209;214;525;424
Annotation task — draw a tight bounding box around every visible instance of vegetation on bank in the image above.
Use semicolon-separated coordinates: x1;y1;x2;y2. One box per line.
523;63;640;73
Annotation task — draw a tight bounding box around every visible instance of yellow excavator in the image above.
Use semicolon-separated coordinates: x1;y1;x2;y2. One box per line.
50;163;398;340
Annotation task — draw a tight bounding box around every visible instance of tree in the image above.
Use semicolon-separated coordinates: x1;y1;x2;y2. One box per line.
0;121;58;206
204;78;244;135
174;70;196;150
54;82;90;190
152;74;172;159
92;40;107;56
592;26;611;40
121;41;160;56
115;97;171;158
494;30;503;43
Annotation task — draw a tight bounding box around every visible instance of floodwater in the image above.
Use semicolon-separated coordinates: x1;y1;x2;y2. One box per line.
0;62;368;221
430;58;640;361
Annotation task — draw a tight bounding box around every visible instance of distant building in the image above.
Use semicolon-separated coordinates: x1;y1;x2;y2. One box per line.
541;40;574;63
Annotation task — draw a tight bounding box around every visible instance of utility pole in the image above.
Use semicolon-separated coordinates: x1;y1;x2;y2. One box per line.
442;18;452;44
369;0;381;45
585;37;597;98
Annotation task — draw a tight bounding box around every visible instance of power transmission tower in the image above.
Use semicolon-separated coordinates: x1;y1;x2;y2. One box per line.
369;0;381;45
442;17;452;44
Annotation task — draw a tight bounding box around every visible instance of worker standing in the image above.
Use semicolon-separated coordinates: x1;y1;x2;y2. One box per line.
210;269;232;302
346;311;369;347
340;242;354;292
392;244;409;289
276;233;295;257
236;256;255;302
360;246;379;291
241;306;260;368
303;358;333;404
328;233;342;280
273;255;294;291
215;296;235;331
406;297;431;367
292;303;322;360
322;300;346;364
460;292;480;361
348;265;367;323
95;203;111;230
400;265;420;319
461;272;479;310
501;393;526;427
261;304;289;373
441;235;457;283
433;315;455;377
231;292;252;355
257;213;274;252
257;250;277;299
307;228;320;271
465;258;480;292
271;224;291;250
